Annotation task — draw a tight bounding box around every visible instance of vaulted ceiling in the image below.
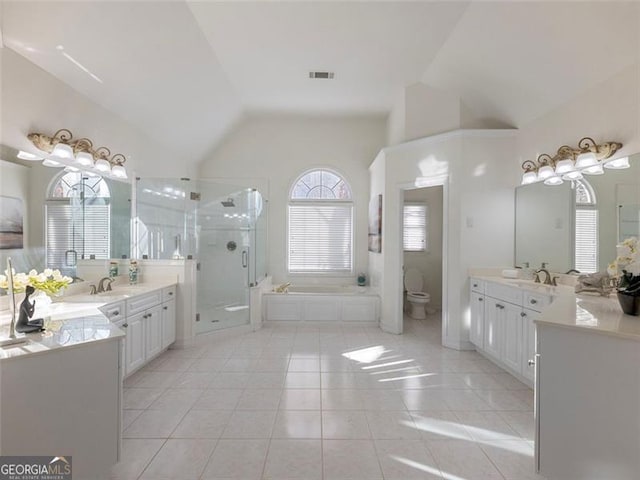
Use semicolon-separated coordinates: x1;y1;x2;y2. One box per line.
2;1;639;167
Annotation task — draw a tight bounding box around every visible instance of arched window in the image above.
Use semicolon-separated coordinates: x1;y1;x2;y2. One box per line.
288;168;353;273
46;172;111;276
574;179;598;273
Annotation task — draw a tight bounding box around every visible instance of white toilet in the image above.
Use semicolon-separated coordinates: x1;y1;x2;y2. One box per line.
404;267;431;319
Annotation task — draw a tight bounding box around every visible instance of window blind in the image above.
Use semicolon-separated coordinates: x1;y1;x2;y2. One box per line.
575;208;598;273
46;202;110;271
403;204;427;252
288;204;353;273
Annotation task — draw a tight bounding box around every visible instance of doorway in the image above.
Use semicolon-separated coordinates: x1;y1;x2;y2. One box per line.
398;176;448;342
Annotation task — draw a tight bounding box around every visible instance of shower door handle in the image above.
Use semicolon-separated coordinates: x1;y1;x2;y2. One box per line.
242;250;248;268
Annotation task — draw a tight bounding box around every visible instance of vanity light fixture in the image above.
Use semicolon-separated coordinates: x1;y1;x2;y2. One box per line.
25;129;128;180
520;136;625;185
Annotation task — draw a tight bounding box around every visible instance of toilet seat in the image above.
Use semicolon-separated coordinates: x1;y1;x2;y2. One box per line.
404;268;430;319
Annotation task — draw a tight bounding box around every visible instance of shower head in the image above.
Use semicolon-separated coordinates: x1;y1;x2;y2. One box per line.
221;198;235;207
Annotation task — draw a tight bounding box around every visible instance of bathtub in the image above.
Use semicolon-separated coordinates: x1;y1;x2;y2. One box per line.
263;285;379;323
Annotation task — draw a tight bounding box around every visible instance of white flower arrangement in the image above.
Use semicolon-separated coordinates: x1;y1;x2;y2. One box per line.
0;268;73;296
607;237;640;294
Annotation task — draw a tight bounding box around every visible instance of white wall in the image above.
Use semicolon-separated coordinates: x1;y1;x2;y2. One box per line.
403;186;443;309
199;113;387;285
516;63;640;165
0;48;190;178
373;130;518;349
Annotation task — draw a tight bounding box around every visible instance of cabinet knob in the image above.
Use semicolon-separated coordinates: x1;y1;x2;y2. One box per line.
528;359;536;366
111;310;120;317
530;299;537;304
478;297;483;302
168;291;173;296
123;323;128;328
520;312;527;317
163;306;168;310
496;304;504;309
473;284;478;288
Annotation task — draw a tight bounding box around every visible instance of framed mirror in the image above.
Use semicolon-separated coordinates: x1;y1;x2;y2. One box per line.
515;151;640;274
0;147;131;287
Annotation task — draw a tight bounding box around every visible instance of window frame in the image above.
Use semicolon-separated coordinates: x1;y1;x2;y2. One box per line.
287;168;354;275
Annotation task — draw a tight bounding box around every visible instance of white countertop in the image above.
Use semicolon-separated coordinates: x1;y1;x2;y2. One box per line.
472;275;575;296
0;281;176;360
536;294;640;342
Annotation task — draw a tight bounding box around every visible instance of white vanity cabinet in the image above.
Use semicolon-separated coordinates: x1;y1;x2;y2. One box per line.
102;285;177;377
470;277;552;387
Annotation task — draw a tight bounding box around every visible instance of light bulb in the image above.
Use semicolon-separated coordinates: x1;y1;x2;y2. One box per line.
575;151;598;169
604;156;630;169
555;158;575;174
582;163;604;175
521;171;537;185
95;158;111;172
537;165;554;180
76;151;94;166
50;143;74;160
544;175;563;186
562;170;583;181
111;164;127;178
42;158;62;167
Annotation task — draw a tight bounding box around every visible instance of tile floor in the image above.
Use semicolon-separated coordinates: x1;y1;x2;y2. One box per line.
111;313;546;480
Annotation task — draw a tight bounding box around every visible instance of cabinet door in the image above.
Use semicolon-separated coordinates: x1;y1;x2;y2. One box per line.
501;303;523;373
521;308;538;382
162;300;176;349
126;312;146;376
483;299;503;360
145;305;162;360
470;292;485;348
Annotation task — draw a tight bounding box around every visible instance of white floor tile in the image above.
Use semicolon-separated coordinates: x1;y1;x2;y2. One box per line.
366;411;422;439
221;410;277;439
200;439;269;479
322;410;371;439
139;438;216;480
110;439;164;480
192;389;243;410
236;388;282;410
426;439;503;480
171;410;233;438
374;439;442;479
280;389;322;410
323;439;383;480
263;439;322;480
272;410;322;438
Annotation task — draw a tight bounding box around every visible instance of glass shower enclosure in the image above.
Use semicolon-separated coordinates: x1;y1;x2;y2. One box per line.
134;178;268;333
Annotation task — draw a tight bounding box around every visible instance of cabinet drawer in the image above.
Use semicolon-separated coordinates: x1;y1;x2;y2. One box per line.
162;286;176;302
100;301;125;322
127;290;162;316
470;278;485;294
486;282;523;306
523;291;552;312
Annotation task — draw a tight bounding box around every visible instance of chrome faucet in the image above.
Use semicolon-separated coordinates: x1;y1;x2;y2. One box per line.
535;269;553;285
97;277;115;293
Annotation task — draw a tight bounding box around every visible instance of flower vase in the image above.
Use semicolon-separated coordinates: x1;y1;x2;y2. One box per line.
31;290;52;319
616;291;640;316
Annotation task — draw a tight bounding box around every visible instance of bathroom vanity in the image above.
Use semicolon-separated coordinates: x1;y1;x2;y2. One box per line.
469;276;560;387
535;294;640;480
0;303;124;479
0;281;177;478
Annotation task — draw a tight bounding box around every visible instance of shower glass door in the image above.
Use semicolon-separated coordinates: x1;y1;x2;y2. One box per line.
135;178;267;334
194;183;266;333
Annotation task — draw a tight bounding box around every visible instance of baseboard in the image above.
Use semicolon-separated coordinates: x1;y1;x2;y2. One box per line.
442;337;475;351
264;320;379;328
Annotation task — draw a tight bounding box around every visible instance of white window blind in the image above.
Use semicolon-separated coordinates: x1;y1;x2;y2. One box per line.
46;202;110;271
288;204;353;273
403;204;427;252
575;208;598;273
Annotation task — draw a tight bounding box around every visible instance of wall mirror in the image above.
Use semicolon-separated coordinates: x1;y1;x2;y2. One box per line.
515;151;640;274
0;145;131;289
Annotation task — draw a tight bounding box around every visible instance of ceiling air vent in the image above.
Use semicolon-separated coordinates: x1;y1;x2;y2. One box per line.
309;71;334;79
